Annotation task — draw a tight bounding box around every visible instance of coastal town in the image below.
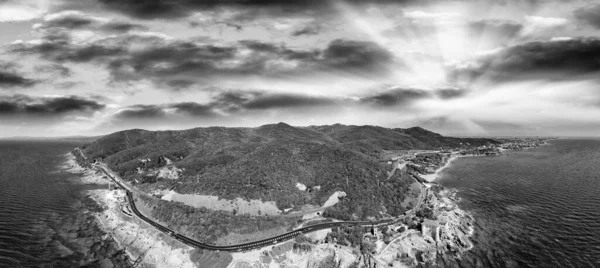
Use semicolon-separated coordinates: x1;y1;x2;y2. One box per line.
386;137;551;178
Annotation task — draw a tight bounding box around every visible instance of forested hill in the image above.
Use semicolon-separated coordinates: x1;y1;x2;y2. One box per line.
77;123;498;220
306;124;497;155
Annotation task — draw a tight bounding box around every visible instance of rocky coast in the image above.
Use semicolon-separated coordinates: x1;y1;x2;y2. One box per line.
53;154;132;268
64;153;198;268
226;153;475;268
64;147;476;268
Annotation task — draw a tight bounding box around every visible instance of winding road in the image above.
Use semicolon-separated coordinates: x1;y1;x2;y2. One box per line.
95;164;395;252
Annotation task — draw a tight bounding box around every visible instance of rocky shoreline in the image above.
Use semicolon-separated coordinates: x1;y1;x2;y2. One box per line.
54;154;133;268
370;189;474;267
63;153;198;268
65;148;475;268
226;157;476;268
76;195;133;268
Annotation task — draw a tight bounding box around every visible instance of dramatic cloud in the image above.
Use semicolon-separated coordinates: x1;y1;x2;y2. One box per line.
212;91;339;111
574;4;600;29
448;38;600;83
435;88;467;99
114;101;218;119
114;90;339;120
2;0;600;137
292;24;321;36
361;88;429;106
37;10;147;33
92;0;417;19
7;12;147;64
0;62;37;88
13;20;397;89
0;0;49;22
11;40;126;63
94;0;312;19
0;94;105;115
54;81;84;89
41;11;96;29
521;15;567;36
170;102;216;116
0;71;37;88
321;39;397;74
467;19;523;41
106;40;241;86
114;104;167;119
34;64;72;77
243;94;336;110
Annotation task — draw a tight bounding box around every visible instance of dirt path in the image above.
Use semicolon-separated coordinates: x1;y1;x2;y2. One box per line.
377;232;411;258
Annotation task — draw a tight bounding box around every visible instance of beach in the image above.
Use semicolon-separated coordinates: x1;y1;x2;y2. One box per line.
419;154;460;182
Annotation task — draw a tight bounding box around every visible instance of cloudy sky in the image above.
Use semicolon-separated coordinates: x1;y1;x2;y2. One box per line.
1;0;600;137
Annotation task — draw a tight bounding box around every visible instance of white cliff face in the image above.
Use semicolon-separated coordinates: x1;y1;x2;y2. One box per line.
156;165;183;180
296;182;307;191
323;191;346;207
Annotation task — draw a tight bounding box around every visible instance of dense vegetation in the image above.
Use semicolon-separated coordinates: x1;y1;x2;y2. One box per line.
136;193;300;244
79;123;499;221
322;171;413;220
325;225;367;248
309;124;498;155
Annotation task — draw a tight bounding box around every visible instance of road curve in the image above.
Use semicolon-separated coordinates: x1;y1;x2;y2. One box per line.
96;165;394;252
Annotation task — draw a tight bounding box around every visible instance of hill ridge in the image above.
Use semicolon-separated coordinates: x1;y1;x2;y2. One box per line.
77;123;498;221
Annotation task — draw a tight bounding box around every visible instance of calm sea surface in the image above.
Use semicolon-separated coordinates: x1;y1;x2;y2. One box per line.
437;139;600;268
0;141;104;267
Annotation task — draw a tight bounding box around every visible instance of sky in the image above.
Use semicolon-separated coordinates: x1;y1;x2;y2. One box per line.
1;0;600;137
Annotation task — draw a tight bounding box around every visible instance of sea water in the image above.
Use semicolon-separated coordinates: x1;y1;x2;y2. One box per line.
0;140;108;267
437;139;600;267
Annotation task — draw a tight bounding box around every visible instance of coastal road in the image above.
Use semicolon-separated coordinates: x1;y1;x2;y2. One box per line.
415;187;426;211
94;165;394;252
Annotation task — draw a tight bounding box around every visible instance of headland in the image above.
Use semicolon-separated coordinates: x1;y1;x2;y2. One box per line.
66;124;551;267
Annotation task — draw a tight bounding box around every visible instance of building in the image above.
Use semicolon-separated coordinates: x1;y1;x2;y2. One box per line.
421;219;440;241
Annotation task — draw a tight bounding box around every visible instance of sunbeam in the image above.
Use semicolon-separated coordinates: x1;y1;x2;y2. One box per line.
1;0;599;137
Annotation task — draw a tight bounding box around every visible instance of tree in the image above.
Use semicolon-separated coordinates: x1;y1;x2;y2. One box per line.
360;240;376;255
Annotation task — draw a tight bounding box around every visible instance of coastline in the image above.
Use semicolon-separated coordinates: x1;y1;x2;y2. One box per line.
55;153;133;268
419;154;461;182
64;153;198;268
65;149;476;268
62;153;109;185
406;143;550;264
403;153;476;264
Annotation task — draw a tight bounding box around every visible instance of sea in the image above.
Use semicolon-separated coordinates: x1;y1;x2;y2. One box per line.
0;140;114;268
436;139;600;268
